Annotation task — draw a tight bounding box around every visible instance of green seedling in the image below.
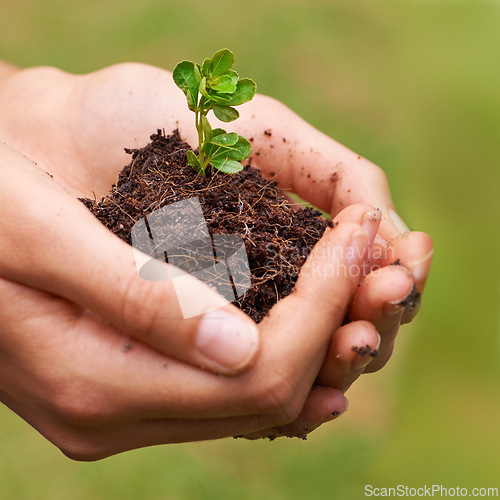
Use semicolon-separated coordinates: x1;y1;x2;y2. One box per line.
173;48;256;174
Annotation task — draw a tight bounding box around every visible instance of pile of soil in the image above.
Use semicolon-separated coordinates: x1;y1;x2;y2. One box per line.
81;130;330;322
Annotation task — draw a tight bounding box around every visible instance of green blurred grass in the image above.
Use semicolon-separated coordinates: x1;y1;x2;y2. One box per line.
1;0;499;498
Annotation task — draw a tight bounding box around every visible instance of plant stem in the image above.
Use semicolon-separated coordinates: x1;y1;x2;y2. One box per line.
197;97;207;174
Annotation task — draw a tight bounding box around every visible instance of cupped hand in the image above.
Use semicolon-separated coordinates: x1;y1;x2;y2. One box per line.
0;62;433;453
0;191;369;459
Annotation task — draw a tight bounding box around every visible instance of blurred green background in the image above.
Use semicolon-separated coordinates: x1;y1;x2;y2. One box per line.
1;0;499;498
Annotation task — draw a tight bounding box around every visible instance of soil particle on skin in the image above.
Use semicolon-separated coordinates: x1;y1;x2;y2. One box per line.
399;285;421;311
122;342;132;353
352;344;379;358
390;260;422;311
81;130;329;323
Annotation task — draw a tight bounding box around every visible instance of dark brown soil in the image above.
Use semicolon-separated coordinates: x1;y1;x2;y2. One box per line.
80;130;329;322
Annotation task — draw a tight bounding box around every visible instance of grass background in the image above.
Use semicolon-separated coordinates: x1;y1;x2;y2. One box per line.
1;0;499;498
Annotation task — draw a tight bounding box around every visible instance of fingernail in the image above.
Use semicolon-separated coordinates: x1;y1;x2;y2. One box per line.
347;230;368;267
389;209;410;234
196;310;259;372
362;209;382;246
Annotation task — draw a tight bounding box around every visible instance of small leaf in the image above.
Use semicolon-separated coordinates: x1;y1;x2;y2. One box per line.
186;150;202;172
231;135;252;160
212;128;226;137
194;64;202;84
201;58;212;78
210;49;234;76
210;157;244;174
203;130;222;161
201;116;213;142
172;61;199;111
203;92;232;106
186;92;196;112
213;105;239;122
224;78;257;106
209;132;238;147
199;77;210;99
211;73;238;94
211;135;252;161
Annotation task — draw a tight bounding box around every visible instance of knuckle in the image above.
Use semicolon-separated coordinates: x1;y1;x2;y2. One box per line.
46;373;109;428
370;162;388;180
46;390;114;461
56;436;107;462
50;388;104;428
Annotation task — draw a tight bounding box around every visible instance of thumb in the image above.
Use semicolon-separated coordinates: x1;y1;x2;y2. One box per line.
0;144;259;375
254;219;370;392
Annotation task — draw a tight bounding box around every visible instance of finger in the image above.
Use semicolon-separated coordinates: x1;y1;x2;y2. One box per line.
239;386;348;441
0;219;366;462
316;320;381;392
383;231;434;292
232;95;416;245
40;388;348;460
381;231;434;323
348;265;414;372
0;220;369;423
252;220;371;394
332;203;382;249
0;144;259;376
111;219;372;420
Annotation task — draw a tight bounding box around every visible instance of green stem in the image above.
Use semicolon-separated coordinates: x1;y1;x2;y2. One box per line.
197;97;207;174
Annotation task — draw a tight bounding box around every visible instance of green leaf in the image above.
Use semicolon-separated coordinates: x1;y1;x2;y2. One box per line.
209;132;238;147
211;135;252;161
172;61;199;111
194;64;202;84
201;116;213;142
203;92;233;106
210;157;244;174
232;135;252;160
224;78;257;106
210;49;234;76
186;150;202;172
186;92;196;112
201;58;211;78
213;105;239;122
199;77;210;99
212;128;226;137
211;72;238;94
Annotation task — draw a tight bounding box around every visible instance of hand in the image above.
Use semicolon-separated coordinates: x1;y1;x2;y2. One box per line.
0;62;433;304
232;91;433;373
0;175;369;459
0;62;432;454
0;139;383;451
